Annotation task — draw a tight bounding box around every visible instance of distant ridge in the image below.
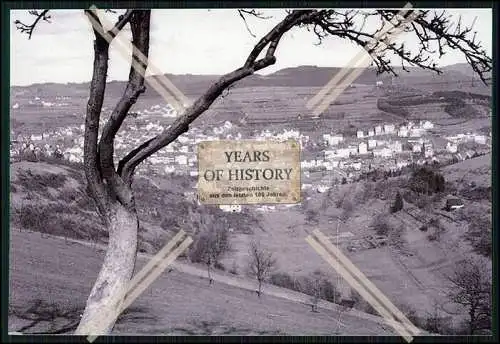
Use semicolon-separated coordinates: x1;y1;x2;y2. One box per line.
11;63;490;98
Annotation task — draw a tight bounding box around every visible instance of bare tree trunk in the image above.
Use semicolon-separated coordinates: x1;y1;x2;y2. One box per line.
258;279;262;297
207;264;213;285
74;10;147;335
75;203;138;335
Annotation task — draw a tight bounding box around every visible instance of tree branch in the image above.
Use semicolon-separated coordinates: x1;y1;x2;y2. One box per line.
118;10;318;183
299;9;491;83
237;9;272;38
98;10;150;209
108;9;135;39
14;10;51;39
83;9;135;221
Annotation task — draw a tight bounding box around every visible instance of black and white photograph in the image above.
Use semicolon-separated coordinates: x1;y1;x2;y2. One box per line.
7;4;493;339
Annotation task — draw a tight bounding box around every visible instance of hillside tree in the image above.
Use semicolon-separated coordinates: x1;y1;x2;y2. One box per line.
248;240;276;297
445;255;492;335
15;7;492;334
188;214;231;285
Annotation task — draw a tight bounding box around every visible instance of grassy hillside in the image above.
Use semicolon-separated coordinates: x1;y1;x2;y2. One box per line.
9;229;398;335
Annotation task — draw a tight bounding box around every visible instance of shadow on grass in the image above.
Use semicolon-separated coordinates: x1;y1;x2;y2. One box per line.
164;319;286;335
9;299;157;335
9;299;83;334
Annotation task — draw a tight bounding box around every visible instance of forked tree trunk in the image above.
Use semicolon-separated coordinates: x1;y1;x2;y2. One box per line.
75;203;138;335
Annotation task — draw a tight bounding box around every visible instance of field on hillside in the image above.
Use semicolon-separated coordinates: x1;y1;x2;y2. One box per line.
9;229;397;336
10;68;491;136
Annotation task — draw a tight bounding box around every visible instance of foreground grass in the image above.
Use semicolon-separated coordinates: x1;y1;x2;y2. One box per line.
9;229;395;336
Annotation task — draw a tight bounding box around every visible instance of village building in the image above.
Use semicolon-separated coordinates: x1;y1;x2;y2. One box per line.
421;120;434;130
388;141;403;153
446;142;458;153
367;139;377;149
412;143;422;153
424;146;434;158
367;129;375;137
358;142;368;154
383;124;396;135
398;126;409;137
323;133;344;146
335;148;351;159
175;155;188;165
352;162;362;171
474;135;487;145
374;125;383;135
357;130;364;138
373;147;392;158
410;128;425;137
446;197;464;211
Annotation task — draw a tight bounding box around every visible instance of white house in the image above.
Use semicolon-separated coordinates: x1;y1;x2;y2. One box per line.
317;185;331;193
302;183;313;190
474;135;487;145
383;124;396;134
336;148;351;158
352;162;362;171
324;134;344;146
175;155;188;165
412;143;422;153
389;141;403;153
398;126;409;137
368;139;377;149
446;142;458;153
367;129;375;137
424;147;434;158
358;142;368;154
374;125;383;135
410;128;425;137
421;120;434;130
376;81;384;87
219;204;242;213
348;146;359;156
373;147;392;158
357;130;364;138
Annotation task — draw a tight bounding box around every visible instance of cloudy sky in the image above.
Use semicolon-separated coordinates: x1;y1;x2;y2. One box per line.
10;8;492;86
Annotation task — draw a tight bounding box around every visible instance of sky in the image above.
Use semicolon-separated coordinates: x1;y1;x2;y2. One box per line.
10;8;492;86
